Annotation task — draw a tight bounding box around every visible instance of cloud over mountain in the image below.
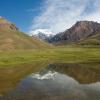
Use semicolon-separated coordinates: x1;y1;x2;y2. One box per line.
30;0;100;34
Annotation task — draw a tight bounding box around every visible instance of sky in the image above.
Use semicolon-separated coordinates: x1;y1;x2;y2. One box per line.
0;0;100;35
0;0;43;32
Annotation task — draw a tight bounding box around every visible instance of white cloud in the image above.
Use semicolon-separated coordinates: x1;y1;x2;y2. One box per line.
29;0;100;34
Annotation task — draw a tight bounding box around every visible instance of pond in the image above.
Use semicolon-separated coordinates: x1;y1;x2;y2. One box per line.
0;63;100;100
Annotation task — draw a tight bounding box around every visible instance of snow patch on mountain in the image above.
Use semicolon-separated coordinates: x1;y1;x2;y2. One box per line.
30;29;55;40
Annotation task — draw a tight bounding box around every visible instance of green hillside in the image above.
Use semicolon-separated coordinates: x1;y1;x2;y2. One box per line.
0;18;52;51
79;32;100;46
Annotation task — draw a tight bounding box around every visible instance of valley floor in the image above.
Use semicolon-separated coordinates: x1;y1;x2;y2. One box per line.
0;46;100;70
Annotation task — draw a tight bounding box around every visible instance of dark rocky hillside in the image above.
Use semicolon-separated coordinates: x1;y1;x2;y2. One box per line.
49;21;100;45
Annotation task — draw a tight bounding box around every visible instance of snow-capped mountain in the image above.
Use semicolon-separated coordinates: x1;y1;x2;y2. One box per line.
30;29;54;40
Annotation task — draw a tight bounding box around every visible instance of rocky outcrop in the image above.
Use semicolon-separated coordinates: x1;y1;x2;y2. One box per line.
0;17;18;30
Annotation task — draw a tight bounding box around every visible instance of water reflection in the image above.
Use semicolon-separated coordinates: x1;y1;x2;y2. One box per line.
47;63;100;84
0;62;48;95
1;63;100;100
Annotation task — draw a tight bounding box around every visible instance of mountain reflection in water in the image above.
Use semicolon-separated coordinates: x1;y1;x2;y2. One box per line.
0;63;100;100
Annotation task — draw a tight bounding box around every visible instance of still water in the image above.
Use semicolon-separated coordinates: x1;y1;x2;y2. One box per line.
0;63;100;100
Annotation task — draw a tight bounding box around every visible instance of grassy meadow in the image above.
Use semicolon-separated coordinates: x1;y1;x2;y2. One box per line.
0;46;100;69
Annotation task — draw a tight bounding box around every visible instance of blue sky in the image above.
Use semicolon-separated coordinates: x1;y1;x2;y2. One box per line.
0;0;100;34
0;0;43;32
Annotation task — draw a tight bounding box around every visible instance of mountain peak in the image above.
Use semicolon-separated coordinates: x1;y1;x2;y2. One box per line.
75;21;100;27
69;21;100;35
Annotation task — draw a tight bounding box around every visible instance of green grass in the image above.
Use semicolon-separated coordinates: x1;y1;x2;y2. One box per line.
79;32;100;46
0;46;100;68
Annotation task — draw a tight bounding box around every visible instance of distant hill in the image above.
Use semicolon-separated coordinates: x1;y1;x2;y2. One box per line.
49;21;100;45
0;17;52;50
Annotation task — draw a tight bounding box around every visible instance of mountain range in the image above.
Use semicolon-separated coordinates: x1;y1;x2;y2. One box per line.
0;17;100;51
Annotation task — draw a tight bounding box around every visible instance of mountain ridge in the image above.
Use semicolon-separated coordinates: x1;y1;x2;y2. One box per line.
49;21;100;45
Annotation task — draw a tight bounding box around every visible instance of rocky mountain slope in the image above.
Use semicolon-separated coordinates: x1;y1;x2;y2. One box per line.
49;21;100;45
0;17;52;50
